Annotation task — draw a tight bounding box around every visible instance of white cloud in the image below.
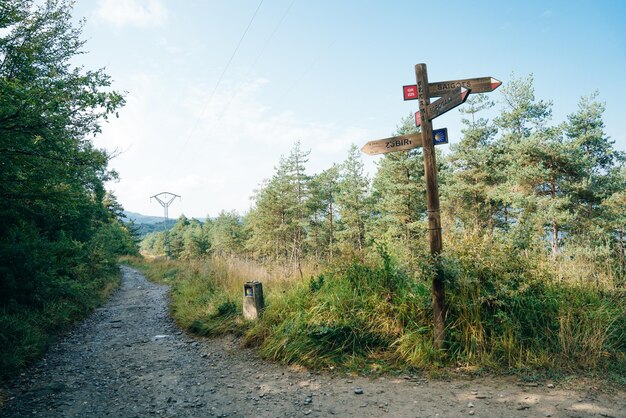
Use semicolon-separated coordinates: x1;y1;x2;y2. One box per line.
93;0;168;28
95;72;373;218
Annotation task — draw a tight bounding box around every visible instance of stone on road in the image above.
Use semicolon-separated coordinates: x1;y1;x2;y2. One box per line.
2;266;625;417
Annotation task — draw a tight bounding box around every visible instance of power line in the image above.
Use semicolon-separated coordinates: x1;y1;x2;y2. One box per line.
217;0;296;120
170;0;265;171
274;35;339;107
247;0;295;76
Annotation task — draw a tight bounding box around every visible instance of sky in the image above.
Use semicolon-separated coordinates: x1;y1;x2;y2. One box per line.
70;0;626;219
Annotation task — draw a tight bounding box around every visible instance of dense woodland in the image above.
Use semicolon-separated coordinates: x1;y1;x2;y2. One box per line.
143;78;625;286
0;0;137;377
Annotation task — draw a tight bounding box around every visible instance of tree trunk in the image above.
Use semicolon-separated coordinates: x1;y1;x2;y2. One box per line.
550;165;558;256
329;202;334;260
619;228;626;277
552;220;559;257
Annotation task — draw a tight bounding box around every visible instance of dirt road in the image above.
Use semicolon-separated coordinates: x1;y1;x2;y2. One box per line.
2;266;624;417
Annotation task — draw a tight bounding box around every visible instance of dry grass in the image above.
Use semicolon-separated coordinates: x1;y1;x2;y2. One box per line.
124;249;626;381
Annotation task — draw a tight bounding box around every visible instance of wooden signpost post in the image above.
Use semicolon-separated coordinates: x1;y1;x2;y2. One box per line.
362;64;501;350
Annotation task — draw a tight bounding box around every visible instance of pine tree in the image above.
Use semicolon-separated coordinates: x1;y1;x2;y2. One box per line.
565;93;625;236
181;218;207;259
601;167;626;278
167;215;190;258
283;141;311;271
211;210;243;257
444;94;499;232
493;74;554;247
246;174;289;260
370;116;426;253
307;164;340;260
246;141;311;269
336;144;371;256
511;126;579;254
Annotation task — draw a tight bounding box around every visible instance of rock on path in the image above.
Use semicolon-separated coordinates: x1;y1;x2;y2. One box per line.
2;266;625;417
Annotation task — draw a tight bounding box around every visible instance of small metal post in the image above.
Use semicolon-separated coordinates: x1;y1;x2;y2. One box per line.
243;281;264;320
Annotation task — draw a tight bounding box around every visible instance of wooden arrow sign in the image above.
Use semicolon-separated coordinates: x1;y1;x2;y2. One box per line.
361;128;448;156
414;87;470;127
428;86;470;120
403;77;501;100
428;77;501;97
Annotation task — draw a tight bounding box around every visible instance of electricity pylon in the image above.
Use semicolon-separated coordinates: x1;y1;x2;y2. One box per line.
150;192;180;258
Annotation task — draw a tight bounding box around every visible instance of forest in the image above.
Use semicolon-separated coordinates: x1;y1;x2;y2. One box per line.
0;0;137;378
138;76;626;375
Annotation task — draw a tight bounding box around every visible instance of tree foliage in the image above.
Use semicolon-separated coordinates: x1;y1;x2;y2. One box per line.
0;0;133;311
0;0;137;378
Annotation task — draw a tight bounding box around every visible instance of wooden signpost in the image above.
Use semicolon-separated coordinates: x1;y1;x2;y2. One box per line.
403;76;501;100
362;64;501;350
361;128;448;156
413;86;471;127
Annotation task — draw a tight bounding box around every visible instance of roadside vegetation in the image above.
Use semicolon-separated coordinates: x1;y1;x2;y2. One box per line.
0;1;137;380
128;244;625;380
136;75;625;379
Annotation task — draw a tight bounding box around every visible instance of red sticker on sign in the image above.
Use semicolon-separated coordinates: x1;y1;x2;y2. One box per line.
403;85;418;101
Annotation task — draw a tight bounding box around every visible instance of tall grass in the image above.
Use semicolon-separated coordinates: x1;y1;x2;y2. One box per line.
0;271;120;381
125;256;311;335
127;236;626;379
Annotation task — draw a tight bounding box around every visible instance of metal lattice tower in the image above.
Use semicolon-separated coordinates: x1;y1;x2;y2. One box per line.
150;192;180;258
150;192;180;222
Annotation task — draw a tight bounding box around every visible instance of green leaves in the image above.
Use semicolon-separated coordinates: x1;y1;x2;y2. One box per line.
0;0;134;357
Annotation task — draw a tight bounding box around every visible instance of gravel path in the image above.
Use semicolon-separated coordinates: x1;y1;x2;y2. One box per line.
2;265;625;417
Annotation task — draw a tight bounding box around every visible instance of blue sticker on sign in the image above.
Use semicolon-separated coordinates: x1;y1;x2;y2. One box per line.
433;128;448;145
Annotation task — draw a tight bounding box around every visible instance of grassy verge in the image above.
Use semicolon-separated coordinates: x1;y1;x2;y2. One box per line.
122;255;305;337
0;270;120;382
124;242;626;383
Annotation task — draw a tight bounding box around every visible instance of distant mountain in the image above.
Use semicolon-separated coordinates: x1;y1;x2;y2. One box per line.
123;211;167;225
122;211;180;238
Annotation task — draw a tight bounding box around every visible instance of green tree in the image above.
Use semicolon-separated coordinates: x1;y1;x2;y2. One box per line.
510;126;579;255
495;74;552;140
337;144;371;256
246;141;311;270
370;116;426;255
166;215;190;259
493;74;553;247
211;210;244;257
0;0;127;307
0;0;134;377
181;218;208;260
246;173;290;260
565;93;625;237
601;169;626;278
444;94;499;232
283;141;311;270
307;164;340;260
